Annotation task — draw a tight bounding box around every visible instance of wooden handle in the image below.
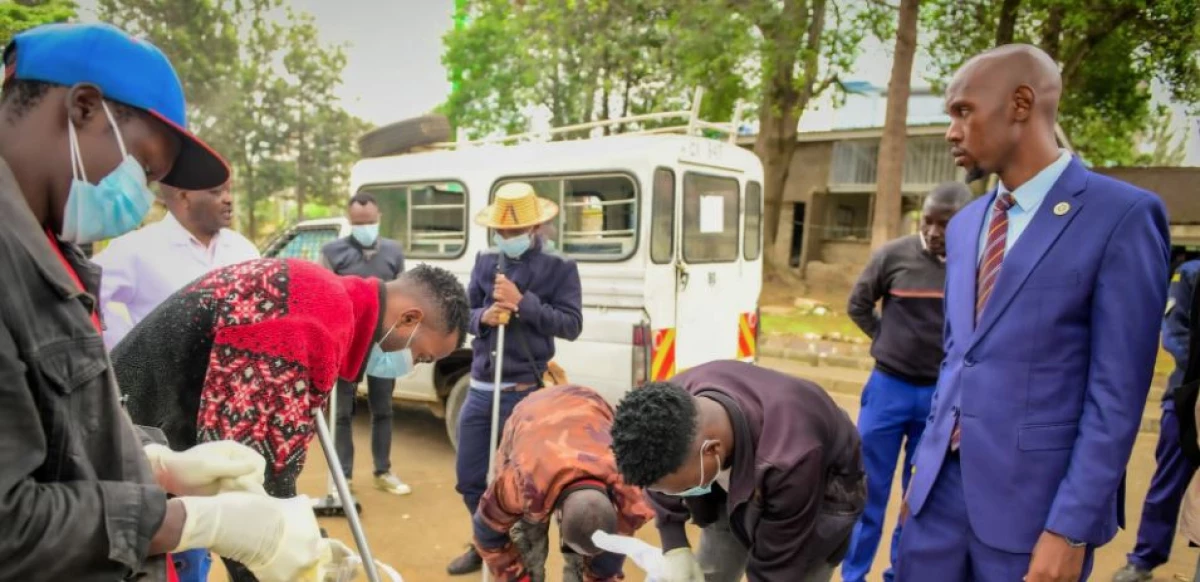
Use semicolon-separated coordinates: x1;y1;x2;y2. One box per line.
497;310;511;325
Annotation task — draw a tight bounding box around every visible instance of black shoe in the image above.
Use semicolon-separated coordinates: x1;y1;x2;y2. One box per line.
447;545;482;576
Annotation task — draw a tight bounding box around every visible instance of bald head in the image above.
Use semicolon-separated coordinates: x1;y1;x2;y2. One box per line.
944;44;1065;186
559;488;618;556
954;44;1062;122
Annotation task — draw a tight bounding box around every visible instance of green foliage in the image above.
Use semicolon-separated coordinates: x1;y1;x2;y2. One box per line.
441;0;699;140
98;0;369;242
919;0;1200;167
0;0;76;48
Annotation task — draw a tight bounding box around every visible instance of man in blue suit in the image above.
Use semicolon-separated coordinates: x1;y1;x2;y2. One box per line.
896;44;1170;582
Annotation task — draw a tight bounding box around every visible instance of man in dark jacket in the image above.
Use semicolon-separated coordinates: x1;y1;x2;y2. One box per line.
611;361;866;582
448;181;584;575
320;192;411;496
1112;259;1200;582
0;23;325;581
841;182;971;582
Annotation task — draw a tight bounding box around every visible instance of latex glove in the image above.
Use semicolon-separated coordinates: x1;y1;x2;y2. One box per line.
145;441;267;496
662;548;704;582
175;493;323;582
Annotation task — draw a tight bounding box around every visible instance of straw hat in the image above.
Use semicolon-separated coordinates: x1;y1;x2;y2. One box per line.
475;182;559;229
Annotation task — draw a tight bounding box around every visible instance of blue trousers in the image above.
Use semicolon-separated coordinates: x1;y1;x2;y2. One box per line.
841;370;934;582
1128;400;1197;571
895;455;1095;581
455;387;536;515
172;548;212;582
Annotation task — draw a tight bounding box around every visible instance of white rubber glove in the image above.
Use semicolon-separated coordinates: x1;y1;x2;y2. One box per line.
145;441;267;496
174;493;323;582
661;548;704;582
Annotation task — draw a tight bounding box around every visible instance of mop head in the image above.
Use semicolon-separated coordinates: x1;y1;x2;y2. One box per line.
591;531;667;581
304;538;405;582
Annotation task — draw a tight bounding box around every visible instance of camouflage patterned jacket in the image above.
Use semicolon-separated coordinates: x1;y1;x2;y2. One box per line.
473;385;655;582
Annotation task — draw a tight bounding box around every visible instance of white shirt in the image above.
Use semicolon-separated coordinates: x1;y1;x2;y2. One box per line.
94;212;260;350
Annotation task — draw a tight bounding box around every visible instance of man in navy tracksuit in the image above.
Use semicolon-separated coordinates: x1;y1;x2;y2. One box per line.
840;183;971;582
448;182;583;576
1112;259;1200;582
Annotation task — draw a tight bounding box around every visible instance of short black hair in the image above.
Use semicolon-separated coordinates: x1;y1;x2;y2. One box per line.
925;181;972;211
396;264;469;347
349;192;378;208
610;382;698;487
2;49;136;122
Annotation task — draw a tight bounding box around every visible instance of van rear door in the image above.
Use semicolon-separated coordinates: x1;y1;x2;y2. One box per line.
672;172;745;372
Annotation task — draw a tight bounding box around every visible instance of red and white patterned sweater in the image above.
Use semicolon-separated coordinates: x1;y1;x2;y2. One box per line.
112;258;383;496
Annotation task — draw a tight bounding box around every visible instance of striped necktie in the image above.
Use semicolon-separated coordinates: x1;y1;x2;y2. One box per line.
975;192;1017;321
950;191;1017;451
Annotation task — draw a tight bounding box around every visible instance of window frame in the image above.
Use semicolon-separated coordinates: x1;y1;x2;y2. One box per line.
743;181;763;261
650;167;676;265
681;171;742;265
491;170;642;263
354;179;471;260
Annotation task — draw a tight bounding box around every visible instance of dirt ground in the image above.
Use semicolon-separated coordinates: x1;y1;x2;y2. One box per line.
213;361;1198;581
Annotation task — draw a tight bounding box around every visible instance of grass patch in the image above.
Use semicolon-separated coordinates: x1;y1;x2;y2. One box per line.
761;309;868;341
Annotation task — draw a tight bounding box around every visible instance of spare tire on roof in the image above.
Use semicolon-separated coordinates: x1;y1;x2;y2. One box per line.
358;114;452;158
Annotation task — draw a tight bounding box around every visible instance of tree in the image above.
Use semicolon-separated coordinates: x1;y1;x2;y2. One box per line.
670;1;883;270
279;9;372;216
99;0;370;241
920;0;1200;167
870;0;920;248
1136;106;1189;167
441;0;690;140
444;0;881;271
0;0;76;47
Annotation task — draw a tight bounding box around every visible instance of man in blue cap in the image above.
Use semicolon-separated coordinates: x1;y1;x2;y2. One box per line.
0;23;325;582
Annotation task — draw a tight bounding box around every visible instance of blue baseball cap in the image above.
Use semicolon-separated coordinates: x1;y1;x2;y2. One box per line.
4;23;230;191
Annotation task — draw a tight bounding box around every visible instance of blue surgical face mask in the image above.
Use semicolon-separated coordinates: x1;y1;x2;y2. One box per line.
365;320;420;379
60;101;156;245
493;231;532;258
352;223;379;246
668;440;721;498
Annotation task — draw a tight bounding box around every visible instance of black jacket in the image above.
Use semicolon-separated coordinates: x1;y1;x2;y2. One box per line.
0;159;169;581
320;235;405;281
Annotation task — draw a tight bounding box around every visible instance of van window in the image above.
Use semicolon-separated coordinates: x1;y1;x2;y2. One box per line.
744;181;763;260
682;173;740;263
272;227;341;262
651;168;675;264
494;174;637;261
358;181;468;259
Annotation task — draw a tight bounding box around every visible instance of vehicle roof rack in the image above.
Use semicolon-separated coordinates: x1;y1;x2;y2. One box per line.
430;87;743;150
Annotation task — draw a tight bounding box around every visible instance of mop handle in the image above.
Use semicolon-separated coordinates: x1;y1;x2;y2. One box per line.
482;256;510;582
314;406;383;582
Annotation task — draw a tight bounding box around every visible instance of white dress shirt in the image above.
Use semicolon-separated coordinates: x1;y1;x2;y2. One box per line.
94;212;260;350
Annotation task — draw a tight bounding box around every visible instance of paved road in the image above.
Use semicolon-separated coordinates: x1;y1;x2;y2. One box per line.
214;359;1198;582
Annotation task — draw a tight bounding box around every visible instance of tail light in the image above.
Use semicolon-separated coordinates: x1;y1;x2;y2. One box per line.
754;307;761;363
632;322;651;387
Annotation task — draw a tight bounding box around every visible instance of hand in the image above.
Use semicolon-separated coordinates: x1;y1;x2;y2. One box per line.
662;548;704;582
494;274;523;308
145;441;267;497
482;303;515;327
175;493;323;582
1024;531;1086;582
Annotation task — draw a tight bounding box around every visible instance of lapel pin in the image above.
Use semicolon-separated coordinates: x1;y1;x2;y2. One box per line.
1053;202;1070;216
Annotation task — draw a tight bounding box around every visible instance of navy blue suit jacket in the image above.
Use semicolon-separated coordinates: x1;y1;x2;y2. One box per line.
907;158;1170;552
